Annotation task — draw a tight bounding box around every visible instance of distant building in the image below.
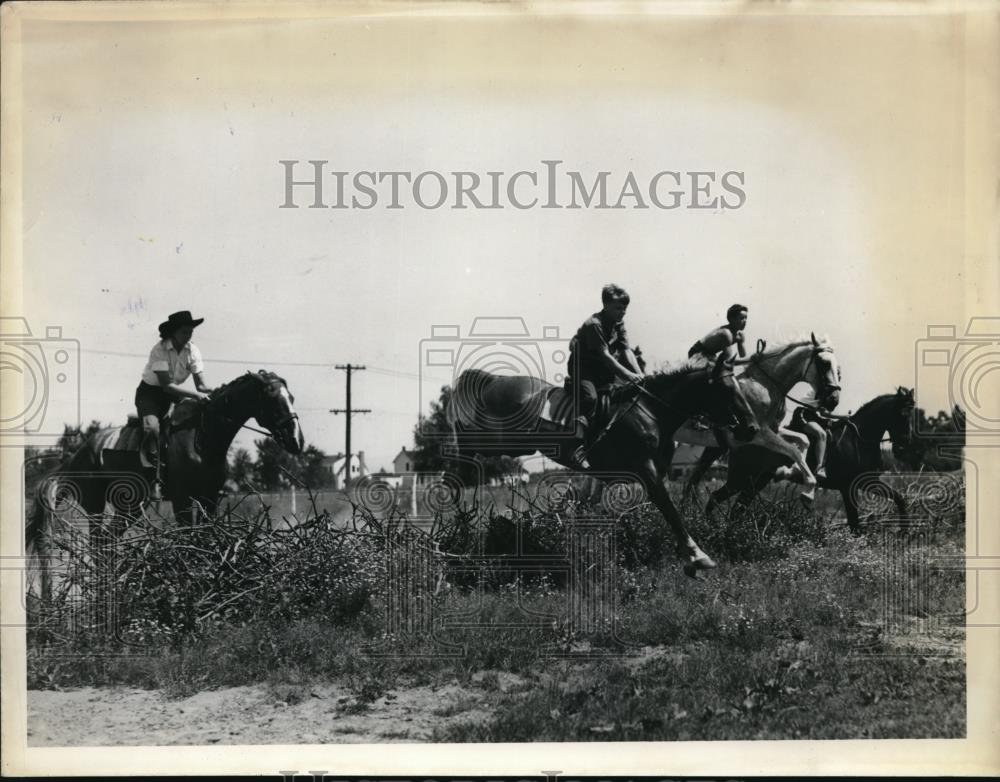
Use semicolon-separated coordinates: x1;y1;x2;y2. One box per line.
393;447;417;474
321;450;369;490
670;443;705;479
389;446;442;487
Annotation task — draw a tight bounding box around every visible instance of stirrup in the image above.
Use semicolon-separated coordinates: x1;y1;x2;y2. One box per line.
690;415;712;432
568;445;591;471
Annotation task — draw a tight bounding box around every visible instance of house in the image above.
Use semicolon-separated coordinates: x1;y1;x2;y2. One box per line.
670;443;705;479
392;447;417;474
321;450;369;490
390;446;444;487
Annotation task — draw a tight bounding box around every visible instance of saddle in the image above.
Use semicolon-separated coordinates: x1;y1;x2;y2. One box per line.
539;385;631;431
98;409;184;478
100;416;152;473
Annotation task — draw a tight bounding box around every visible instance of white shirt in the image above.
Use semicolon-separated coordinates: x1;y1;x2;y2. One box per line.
141;340;204;386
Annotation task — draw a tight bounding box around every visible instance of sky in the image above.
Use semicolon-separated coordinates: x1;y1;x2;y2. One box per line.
8;8;990;471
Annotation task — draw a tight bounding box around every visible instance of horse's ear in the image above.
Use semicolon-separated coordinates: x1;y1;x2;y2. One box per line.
811;331;819;347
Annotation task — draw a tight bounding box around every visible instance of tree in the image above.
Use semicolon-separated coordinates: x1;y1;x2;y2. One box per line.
251;437;331;491
228;448;255;488
299;444;330;489
911;405;965;471
412;385;522;485
24;421;105;496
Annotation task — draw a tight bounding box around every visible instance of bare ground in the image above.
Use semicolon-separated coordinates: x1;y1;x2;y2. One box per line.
28;678;504;746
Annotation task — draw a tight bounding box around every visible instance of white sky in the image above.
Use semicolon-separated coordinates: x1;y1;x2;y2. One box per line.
13;12;976;470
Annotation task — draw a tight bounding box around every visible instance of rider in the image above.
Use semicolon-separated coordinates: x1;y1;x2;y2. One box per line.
789;404;830;480
136;311;213;496
687;303;758;441
565;283;645;469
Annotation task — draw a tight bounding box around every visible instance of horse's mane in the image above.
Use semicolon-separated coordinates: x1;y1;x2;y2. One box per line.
772;331;834;347
650;333;834;376
211;370;287;395
852;387;914;418
751;333;835;361
204;370;290;406
651;357;706;378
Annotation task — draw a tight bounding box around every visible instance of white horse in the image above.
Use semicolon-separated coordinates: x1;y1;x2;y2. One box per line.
675;333;842;503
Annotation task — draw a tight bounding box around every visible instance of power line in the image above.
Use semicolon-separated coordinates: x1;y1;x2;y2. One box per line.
79;348;450;380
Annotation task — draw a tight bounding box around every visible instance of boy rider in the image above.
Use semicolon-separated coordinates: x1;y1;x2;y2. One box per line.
687;303;758;441
565;284;644;469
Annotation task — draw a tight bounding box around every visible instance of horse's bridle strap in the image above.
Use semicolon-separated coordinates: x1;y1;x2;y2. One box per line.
752;347;840;410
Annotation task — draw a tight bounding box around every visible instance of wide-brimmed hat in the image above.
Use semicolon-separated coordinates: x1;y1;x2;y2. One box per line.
158;310;205;335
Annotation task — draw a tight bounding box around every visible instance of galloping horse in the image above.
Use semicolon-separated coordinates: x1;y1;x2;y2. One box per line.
675;333;842;504
686;388;919;531
449;356;750;576
26;370;304;599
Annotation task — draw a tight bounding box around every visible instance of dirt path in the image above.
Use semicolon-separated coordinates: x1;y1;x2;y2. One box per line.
28;679;498;746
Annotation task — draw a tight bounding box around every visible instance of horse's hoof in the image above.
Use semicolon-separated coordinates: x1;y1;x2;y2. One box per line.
799;491;815;507
683;562;700;579
685;549;717;573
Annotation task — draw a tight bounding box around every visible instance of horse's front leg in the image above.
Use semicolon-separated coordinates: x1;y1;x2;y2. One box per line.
683;446;723;503
639;458;716;577
747;428;816;504
840;486;862;533
705;481;740;520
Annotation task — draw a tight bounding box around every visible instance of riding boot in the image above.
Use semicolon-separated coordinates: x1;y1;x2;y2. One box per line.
142;433;163;501
568;417;591;470
150;447;163;502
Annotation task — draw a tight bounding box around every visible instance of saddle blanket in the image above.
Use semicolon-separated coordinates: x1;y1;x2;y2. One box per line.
539;387;576;429
93;418;143;467
93;418;143;453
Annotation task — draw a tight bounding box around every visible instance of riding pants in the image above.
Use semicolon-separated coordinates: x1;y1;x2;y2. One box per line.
135;382;171;462
566;378;599;428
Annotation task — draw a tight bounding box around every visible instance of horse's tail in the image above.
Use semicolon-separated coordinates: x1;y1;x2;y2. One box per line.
25;468;60;604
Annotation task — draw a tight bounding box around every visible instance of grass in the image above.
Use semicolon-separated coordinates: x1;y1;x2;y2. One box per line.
26;473;966;740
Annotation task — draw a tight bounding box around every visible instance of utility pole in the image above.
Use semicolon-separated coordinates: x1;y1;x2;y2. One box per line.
330;364;371;490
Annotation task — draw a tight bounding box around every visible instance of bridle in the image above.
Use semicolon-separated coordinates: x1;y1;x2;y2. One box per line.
750;344;841;410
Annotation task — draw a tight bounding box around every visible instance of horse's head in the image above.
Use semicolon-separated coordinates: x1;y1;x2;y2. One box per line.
803;332;841;411
889;386;922;467
249;370;305;454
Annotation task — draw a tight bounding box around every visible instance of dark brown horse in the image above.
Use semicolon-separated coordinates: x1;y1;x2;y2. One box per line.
447;358;737;576
685;387;919;531
26;370;304;599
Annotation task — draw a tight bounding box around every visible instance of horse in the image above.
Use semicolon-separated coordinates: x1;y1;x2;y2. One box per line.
685;387;919;531
26;370;304;600
675;333;842;504
447;354;769;576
